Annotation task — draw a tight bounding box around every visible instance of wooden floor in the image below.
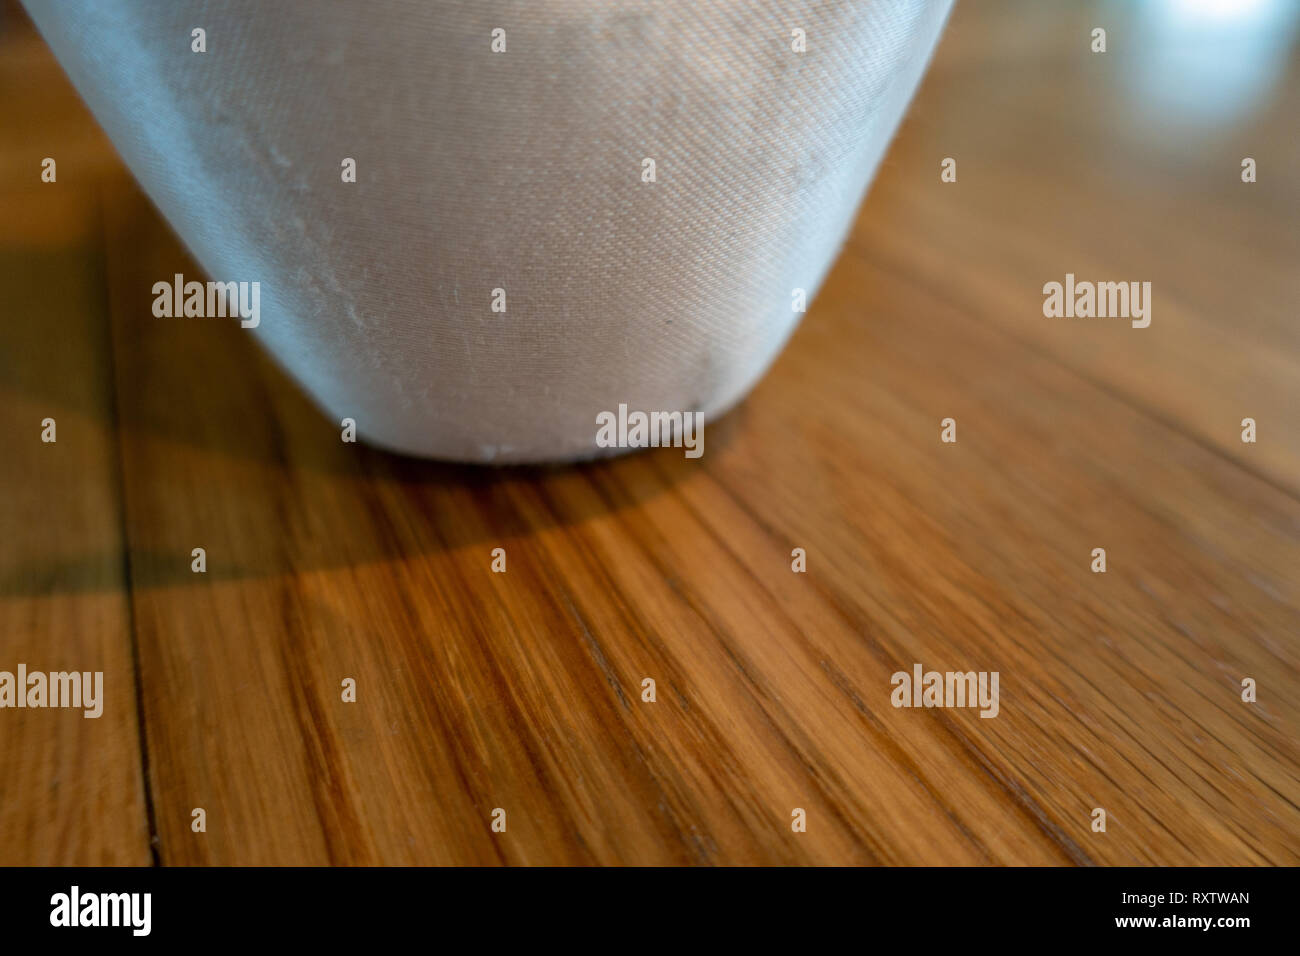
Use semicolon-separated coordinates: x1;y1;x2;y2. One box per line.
2;1;1297;865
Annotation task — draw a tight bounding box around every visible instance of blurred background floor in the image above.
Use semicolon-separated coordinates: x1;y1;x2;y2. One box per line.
1;0;1297;864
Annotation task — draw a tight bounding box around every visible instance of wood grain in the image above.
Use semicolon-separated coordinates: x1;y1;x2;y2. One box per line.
1;0;1296;865
0;184;152;865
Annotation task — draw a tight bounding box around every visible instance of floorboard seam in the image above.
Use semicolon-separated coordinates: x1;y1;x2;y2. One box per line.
95;187;163;867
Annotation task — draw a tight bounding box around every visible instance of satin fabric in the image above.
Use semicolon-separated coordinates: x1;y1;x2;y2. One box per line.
25;0;952;462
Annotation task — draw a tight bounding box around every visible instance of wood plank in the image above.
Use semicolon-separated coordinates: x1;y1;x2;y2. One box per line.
0;185;152;865
102;166;1298;863
859;0;1300;493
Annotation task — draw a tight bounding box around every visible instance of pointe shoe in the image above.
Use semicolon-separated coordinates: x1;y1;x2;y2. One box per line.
24;0;952;462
